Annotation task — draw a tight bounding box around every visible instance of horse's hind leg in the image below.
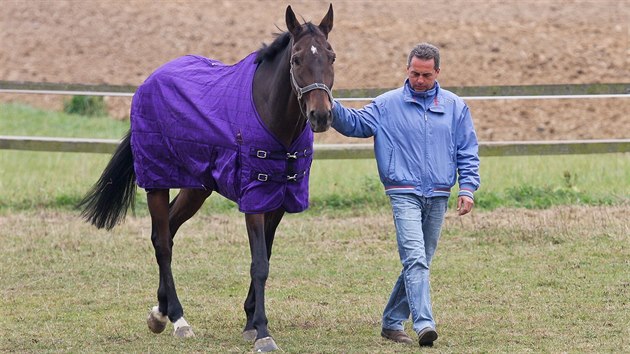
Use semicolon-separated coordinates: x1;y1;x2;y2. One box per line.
146;188;196;338
168;188;212;236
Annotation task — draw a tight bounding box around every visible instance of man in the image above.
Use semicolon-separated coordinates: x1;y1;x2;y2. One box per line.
331;43;480;347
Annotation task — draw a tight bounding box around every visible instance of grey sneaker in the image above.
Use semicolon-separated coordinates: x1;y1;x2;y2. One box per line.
381;328;414;344
417;327;438;347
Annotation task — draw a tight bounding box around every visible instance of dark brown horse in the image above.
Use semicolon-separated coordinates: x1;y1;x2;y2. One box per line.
79;5;334;352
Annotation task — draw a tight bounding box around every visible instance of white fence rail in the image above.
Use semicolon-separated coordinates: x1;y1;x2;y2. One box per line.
1;81;629;157
1;81;629;101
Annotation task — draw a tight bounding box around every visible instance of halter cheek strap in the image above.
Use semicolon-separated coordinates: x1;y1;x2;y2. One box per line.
289;59;334;105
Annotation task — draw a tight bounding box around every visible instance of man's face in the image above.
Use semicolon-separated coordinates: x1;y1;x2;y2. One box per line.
407;56;440;92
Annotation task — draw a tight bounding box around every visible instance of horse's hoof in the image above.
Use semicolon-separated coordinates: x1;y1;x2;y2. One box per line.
174;325;195;338
147;308;168;334
254;336;279;352
243;329;257;342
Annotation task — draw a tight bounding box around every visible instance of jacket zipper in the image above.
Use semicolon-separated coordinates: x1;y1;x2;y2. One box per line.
423;110;429;196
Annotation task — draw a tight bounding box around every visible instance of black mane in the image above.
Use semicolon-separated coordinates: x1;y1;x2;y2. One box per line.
255;23;323;64
255;32;291;64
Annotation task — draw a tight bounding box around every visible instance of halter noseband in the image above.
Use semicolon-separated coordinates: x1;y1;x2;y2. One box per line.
289;56;334;105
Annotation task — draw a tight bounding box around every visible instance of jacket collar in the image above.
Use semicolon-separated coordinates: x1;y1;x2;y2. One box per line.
403;80;445;113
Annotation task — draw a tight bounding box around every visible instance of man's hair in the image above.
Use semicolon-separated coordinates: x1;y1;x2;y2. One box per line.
407;43;440;70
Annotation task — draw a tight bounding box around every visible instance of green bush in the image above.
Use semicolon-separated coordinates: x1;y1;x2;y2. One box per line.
63;95;107;117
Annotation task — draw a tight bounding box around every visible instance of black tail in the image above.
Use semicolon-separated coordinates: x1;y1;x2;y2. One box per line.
79;130;137;230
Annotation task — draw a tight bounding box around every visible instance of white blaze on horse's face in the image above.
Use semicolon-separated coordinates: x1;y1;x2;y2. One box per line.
311;45;318;55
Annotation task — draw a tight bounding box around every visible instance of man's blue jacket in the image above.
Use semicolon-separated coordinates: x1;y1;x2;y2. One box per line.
331;80;480;199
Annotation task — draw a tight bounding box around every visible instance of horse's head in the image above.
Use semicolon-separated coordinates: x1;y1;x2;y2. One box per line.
286;4;335;133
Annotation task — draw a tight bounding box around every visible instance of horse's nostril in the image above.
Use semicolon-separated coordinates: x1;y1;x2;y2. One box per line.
322;111;331;125
307;110;332;132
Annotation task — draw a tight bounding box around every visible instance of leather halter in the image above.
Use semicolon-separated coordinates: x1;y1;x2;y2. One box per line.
289;55;334;105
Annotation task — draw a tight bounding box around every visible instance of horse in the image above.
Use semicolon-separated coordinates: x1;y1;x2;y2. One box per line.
78;5;335;352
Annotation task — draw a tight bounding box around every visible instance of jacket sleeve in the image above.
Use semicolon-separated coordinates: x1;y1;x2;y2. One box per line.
455;105;481;199
331;100;380;138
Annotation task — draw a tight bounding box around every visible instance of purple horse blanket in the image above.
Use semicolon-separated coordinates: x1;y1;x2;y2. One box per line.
130;53;313;213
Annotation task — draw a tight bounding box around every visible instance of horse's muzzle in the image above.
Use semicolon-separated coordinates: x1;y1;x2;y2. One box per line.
308;109;332;133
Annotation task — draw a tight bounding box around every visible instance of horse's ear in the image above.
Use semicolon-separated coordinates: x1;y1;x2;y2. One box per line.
286;5;302;37
318;4;334;38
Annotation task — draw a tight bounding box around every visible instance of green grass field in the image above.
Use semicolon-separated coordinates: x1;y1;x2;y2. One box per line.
1;102;629;352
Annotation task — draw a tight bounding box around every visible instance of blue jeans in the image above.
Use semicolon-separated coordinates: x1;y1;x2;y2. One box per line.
382;194;448;334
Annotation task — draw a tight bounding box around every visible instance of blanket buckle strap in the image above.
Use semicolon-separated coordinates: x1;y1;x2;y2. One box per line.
257;173;269;182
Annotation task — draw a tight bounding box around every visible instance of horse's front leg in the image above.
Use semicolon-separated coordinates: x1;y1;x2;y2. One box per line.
243;209;285;343
146;188;194;338
244;211;284;352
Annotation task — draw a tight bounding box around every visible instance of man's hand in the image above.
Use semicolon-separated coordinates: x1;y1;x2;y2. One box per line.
457;195;474;216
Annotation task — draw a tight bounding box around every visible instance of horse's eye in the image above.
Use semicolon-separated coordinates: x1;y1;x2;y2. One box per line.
292;56;301;66
331;56;336;64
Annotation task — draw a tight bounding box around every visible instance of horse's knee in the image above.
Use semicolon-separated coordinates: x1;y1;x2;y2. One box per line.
250;261;270;282
151;238;173;263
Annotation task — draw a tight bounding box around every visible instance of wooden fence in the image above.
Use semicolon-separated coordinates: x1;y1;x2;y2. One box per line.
1;136;628;158
1;81;629;158
1;81;629;99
